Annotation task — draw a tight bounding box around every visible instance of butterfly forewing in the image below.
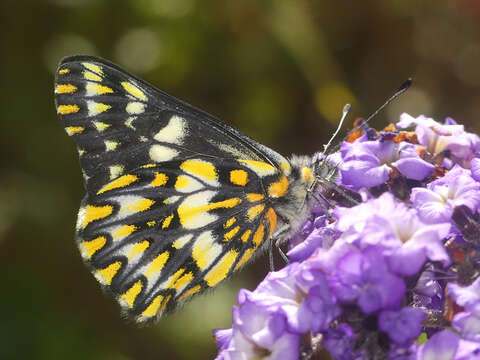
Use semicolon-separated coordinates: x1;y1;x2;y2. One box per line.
55;56;290;322
55;56;290;195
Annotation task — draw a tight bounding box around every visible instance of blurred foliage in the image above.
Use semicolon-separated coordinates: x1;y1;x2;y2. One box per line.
1;0;480;359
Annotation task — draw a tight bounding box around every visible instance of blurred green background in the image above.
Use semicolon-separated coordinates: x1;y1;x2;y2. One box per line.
2;0;480;359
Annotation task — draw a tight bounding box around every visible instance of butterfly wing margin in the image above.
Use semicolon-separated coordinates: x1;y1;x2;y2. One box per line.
76;158;279;322
55;55;291;195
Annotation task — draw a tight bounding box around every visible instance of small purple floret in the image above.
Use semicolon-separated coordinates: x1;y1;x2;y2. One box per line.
378;307;427;345
340;139;434;189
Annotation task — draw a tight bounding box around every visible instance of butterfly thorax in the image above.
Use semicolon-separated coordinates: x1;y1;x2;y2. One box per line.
269;154;324;243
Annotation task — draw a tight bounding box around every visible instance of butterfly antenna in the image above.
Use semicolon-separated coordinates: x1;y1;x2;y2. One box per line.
354;78;412;134
326;79;412;156
323;103;351;156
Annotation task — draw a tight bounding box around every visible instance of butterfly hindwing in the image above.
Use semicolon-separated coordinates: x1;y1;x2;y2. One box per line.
55;55;291;195
77;158;278;321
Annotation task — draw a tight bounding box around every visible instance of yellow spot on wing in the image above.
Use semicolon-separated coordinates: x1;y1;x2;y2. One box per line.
178;198;241;227
86;83;113;95
162;214;174;229
83;205;113;229
252;224;265;248
268;176;289;198
121;81;147;101
174;175;189;189
224;226;240;242
82;62;103;74
147;221;156;227
58;68;69;74
97;174;138;194
83;71;102;82
238;159;276;176
178;285;201;301
224;217;236;228
65;126;84;135
246;193;265;202
180;160;217;181
169;270;193;291
166;268;185;288
97;261;121;285
172;234;193;249
58;104;80;114
142;295;163;317
204;250;238;287
280;161;291;175
160;294;171;311
56;84;77;94
247;204;265;221
151;172;168;187
82;236;107;258
192;231;221;269
241;229;252;243
87;101;111;116
265;208;278;237
234;248;256;270
128;240;150;259
113;224;136;238
230;169;248;186
121;280;143;308
145;251;169;278
121;198;154;214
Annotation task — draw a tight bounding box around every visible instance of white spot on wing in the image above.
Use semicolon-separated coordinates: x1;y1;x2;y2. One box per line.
153;115;187;145
110;165;124;179
126;102;146;114
76;206;86;231
177;191;218;229
172;234;194;249
192;230;222;269
175;175;204;193
125;117;136;130
105;140;118;151
149;144;179;162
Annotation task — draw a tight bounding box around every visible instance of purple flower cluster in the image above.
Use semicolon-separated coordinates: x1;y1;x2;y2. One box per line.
214;114;480;360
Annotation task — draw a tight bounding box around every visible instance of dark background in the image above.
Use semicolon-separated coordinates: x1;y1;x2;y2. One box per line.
2;0;480;359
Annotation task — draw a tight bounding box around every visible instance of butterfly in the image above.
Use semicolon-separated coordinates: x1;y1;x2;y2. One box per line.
54;55;340;323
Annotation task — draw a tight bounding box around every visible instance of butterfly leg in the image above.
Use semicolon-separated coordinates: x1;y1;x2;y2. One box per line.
268;224;291;271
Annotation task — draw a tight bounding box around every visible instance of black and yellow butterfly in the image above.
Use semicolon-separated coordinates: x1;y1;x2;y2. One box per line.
55;55;338;323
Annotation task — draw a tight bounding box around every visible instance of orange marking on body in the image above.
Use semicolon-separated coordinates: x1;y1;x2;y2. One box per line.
265;208;277;237
268;176;289;198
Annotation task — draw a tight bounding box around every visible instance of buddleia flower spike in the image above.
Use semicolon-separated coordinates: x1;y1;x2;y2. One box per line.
214;111;480;359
